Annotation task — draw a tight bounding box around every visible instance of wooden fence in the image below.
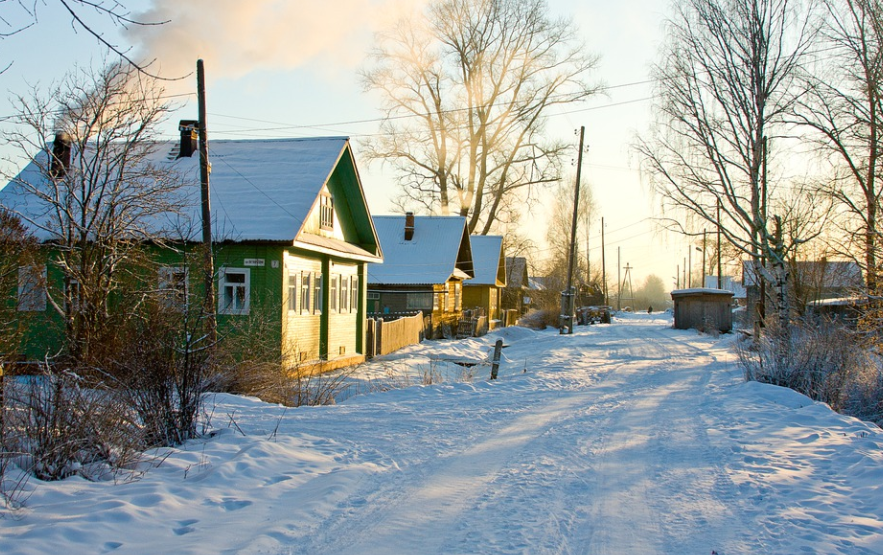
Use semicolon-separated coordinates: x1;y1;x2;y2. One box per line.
366;312;426;358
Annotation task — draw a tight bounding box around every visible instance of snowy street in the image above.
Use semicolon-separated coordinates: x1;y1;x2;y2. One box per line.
2;313;882;554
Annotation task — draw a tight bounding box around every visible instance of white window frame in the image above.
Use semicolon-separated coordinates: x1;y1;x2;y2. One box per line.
18;265;46;312
329;274;339;313
313;272;323;315
158;266;188;311
287;273;299;312
319;192;334;231
350;275;359;312
339;275;349;314
300;271;312;314
219;267;250;315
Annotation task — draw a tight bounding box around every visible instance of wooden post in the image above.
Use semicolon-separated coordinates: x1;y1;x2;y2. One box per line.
197;59;216;343
561;126;586;335
490;339;503;380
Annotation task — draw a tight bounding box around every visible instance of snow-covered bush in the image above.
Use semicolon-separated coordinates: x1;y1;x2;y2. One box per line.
517;309;559;330
216;302;352;407
739;318;883;424
108;301;215;447
1;371;145;484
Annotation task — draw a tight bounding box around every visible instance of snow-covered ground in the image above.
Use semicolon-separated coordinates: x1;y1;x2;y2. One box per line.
2;312;882;554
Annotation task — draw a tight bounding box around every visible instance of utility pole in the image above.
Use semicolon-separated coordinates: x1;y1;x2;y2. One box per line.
617;246;621;311
702;230;707;288
197;59;216;342
717;200;722;289
601;217;607;305
621;263;634;309
585;211;590;292
561;126;585;334
688;247;692;288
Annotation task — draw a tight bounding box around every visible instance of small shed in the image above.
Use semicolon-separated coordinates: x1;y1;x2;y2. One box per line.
670;288;734;333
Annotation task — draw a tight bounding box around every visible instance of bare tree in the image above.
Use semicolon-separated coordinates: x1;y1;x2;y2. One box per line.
544;176;597;290
636;0;820;333
362;0;600;235
1;61;186;363
791;0;883;309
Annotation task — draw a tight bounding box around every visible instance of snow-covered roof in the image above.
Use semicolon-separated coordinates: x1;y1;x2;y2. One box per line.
529;276;551;290
670;287;734;297
0;137;367;244
368;215;473;285
465;235;505;287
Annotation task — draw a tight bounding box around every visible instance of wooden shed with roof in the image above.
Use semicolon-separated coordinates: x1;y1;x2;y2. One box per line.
670;288;734;333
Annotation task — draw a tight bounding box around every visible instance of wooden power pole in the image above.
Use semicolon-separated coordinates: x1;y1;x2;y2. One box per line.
197;59;216;342
561;126;585;335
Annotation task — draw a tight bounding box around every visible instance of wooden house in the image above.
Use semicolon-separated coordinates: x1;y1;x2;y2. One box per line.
367;213;474;337
462;235;506;322
1;130;382;368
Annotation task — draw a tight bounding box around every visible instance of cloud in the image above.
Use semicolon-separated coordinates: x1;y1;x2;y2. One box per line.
125;0;425;83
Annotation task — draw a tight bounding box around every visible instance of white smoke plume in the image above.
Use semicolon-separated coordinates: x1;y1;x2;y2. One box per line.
125;0;425;84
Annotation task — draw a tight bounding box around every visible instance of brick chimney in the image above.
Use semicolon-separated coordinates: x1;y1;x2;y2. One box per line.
49;131;71;179
404;212;415;241
177;120;199;158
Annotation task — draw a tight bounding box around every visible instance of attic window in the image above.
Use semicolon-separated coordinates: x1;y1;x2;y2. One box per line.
319;192;334;231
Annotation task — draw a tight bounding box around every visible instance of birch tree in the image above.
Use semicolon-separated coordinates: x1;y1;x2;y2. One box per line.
636;0;819;333
362;0;599;235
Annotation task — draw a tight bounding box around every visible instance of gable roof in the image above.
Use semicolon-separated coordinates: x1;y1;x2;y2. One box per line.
0;137;381;259
368;215;474;285
465;235;506;287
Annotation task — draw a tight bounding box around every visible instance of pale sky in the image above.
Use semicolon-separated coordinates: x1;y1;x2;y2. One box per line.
0;0;711;295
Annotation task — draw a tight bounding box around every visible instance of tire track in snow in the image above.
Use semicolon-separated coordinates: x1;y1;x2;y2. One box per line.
285;318;747;555
289;390;596;555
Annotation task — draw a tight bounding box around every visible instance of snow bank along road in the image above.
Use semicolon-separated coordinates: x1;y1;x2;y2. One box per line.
2;313;882;554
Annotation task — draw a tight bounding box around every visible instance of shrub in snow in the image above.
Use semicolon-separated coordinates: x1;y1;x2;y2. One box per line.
216;302;352;407
1;370;145;485
518;309;559;330
738;318;883;424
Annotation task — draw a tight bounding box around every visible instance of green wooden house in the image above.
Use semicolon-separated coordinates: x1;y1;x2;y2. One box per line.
0;131;383;369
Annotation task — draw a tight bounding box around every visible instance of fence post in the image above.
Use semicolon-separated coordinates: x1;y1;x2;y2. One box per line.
366;319;375;359
490;339;503;380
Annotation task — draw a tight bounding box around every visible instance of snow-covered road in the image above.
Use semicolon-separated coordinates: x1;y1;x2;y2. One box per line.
292;318;735;555
2;313;882;555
